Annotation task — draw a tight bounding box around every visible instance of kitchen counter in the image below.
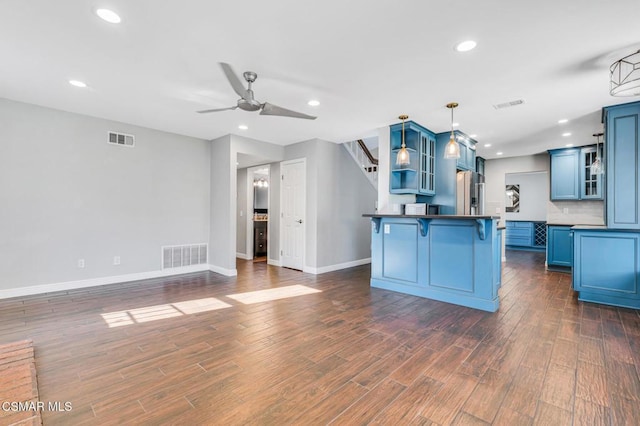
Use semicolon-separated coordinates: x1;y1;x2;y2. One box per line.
365;215;502;312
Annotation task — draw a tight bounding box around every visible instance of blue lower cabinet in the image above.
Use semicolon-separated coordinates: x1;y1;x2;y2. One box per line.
573;229;640;309
368;216;502;312
547;226;573;267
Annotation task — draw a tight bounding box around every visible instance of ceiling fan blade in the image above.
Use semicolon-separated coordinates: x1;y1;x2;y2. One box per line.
219;63;247;98
197;106;238;113
260;102;317;120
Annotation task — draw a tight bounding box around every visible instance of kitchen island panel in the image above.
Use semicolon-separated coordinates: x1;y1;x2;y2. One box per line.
367;215;502;312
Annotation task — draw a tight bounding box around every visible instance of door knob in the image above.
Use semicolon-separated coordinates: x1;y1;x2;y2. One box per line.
297;219;303;224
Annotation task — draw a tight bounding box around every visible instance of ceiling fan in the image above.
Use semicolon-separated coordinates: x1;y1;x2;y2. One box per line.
197;63;317;120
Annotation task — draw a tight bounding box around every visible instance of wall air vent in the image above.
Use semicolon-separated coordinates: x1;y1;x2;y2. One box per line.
108;131;135;147
493;99;525;110
162;243;208;269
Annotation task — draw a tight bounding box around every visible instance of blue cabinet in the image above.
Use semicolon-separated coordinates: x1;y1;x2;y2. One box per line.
505;221;546;250
390;121;436;195
476;156;485;176
505;221;533;246
549;148;580;200
549;146;603;201
547;226;572;267
573;228;640;309
605;101;640;229
579;146;603;199
455;134;477;171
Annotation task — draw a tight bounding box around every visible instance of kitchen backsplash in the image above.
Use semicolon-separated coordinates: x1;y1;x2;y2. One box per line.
547;200;604;225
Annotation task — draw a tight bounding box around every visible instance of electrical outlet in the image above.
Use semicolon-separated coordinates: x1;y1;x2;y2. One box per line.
563;207;569;214
495;207;501;214
240;210;243;217
113;256;121;265
77;259;85;269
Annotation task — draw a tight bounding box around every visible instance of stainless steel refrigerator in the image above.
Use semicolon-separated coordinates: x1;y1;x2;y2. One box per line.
456;170;485;215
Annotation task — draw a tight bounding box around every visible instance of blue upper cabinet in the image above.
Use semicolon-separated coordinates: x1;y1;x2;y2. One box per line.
549;148;580;200
605;101;640;229
549;146;602;201
455;133;477;171
390;121;436;195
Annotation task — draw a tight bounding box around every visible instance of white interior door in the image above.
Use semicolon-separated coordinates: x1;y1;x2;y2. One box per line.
281;159;305;270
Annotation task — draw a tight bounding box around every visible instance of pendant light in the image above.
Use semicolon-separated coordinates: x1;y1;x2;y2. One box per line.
444;102;461;159
396;114;410;166
610;49;640;97
591;132;604;175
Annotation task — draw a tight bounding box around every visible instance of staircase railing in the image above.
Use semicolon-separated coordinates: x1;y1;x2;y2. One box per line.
343;139;378;189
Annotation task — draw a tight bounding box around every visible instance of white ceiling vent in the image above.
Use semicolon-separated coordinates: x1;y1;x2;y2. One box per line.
108;131;135;147
162;243;207;269
493;99;525;110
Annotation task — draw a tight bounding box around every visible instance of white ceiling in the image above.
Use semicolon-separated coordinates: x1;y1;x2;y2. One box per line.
1;0;639;160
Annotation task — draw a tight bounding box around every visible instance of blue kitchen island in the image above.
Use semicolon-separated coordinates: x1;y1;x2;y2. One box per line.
364;214;503;312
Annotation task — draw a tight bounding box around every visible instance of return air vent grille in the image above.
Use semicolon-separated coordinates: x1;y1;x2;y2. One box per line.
162;243;207;269
493;99;525;110
108;131;135;147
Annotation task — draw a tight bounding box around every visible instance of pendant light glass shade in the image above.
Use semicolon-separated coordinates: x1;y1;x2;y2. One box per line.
444;132;461;159
396;114;410;166
591;132;604;175
444;103;461;159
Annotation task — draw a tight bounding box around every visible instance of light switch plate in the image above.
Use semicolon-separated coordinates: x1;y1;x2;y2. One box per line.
384;224;390;234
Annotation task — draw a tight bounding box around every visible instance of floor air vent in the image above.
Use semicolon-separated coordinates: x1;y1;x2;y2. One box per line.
108;131;135;147
162;243;207;269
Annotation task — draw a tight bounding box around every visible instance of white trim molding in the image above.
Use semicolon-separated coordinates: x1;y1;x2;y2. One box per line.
208;264;238;276
303;258;371;275
236;252;252;260
0;265;210;300
267;258;282;267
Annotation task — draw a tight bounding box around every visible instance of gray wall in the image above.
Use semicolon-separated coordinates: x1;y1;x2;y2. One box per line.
268;162;281;265
209;134;234;272
505;172;548;221
0;98;210;290
485;154;549;220
315;141;376;267
236;168;247;256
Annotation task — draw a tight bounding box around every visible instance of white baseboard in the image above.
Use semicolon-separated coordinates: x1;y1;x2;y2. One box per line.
208;264;237;276
303;258;371;275
0;265;210;300
267;258;282;267
236;252;252;260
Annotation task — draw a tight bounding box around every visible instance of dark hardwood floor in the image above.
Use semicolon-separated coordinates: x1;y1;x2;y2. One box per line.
1;250;640;425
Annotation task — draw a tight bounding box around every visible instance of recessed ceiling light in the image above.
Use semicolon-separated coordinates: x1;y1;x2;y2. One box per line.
238;125;248;130
452;122;460;128
496;152;503;156
307;100;320;106
96;8;121;24
484;143;492;148
455;40;477;52
562;132;572;137
558;119;568;124
69;80;87;88
566;143;574;147
469;134;477;138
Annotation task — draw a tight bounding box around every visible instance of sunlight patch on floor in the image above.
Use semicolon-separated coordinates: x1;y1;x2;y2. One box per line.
226;285;321;305
100;297;232;328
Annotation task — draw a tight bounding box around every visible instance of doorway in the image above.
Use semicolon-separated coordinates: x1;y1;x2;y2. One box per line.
247;165;270;263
